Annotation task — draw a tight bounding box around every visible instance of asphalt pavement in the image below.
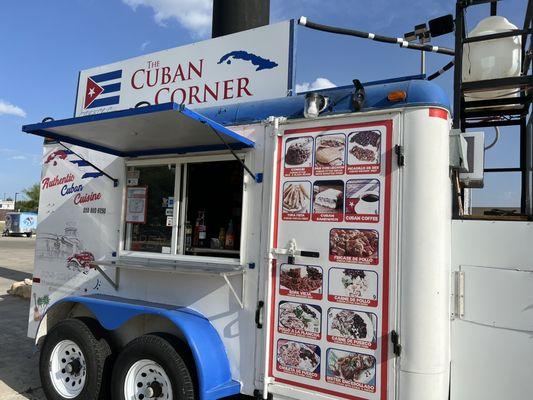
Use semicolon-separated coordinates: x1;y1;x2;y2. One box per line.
0;236;45;400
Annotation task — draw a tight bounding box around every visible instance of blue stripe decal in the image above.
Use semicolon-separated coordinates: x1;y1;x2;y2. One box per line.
82;172;104;179
87;96;121;109
70;160;91;166
102;83;121;93
91;70;122;83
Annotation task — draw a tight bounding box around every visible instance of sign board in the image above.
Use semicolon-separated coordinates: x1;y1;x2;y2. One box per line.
270;120;393;399
126;186;147;223
75;21;294;117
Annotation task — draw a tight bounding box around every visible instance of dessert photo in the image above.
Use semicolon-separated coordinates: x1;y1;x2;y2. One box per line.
282;182;311;218
284;136;313;176
314;133;346;174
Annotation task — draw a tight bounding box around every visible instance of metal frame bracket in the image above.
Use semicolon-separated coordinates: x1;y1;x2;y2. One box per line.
92;264;120;291
221;271;244;309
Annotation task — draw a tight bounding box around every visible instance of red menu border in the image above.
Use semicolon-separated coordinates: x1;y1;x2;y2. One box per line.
269;120;393;400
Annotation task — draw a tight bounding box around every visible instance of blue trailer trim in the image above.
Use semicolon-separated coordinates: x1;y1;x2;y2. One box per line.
48;295;240;400
197;78;451;126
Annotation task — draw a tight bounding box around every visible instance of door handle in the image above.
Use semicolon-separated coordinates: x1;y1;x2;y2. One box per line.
272;239;320;264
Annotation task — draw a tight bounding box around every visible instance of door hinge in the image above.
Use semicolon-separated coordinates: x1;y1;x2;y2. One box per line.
452;271;465;319
255;300;264;329
391;330;402;356
395;145;405;167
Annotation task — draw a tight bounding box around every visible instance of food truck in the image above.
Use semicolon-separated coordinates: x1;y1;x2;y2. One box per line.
3;212;38;237
21;2;533;400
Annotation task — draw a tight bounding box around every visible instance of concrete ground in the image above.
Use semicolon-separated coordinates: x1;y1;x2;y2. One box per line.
0;236;44;400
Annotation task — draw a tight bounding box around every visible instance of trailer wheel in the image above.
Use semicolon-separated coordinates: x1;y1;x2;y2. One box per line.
40;319;112;400
111;334;195;400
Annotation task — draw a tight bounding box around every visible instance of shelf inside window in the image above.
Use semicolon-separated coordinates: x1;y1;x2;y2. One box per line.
186;247;240;256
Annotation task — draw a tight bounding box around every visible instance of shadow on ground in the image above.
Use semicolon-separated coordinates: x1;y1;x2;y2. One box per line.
0;266;32;283
0;294;44;400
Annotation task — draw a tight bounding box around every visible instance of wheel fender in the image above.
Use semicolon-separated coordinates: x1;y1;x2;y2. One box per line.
39;295;240;400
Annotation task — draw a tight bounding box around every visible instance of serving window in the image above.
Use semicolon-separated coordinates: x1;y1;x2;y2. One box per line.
123;156;245;260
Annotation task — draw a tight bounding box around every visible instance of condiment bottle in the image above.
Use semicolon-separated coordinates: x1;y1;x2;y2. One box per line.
225;220;234;249
194;211;206;247
218;227;226;249
185;221;192;249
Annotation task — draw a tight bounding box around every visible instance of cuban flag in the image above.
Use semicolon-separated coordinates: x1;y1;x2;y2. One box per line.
44;149;104;179
83;70;122;109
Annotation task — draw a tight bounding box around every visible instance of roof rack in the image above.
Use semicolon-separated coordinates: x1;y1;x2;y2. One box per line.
453;0;532;130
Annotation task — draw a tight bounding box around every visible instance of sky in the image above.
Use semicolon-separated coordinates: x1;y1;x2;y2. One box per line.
0;0;527;207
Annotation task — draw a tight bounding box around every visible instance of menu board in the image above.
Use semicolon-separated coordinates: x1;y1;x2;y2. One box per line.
270;121;393;400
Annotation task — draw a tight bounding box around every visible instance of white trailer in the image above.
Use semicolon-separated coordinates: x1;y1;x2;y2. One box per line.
21;12;533;400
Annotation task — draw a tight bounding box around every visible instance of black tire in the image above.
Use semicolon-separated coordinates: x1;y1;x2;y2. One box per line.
26;232;32;238
40;318;112;400
111;334;195;400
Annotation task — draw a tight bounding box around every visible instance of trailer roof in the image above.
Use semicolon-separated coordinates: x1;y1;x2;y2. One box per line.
22;103;255;157
199;76;451;126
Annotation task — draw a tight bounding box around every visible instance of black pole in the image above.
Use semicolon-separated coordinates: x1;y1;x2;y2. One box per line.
212;0;270;38
520;118;528;214
490;1;497;16
452;1;465;130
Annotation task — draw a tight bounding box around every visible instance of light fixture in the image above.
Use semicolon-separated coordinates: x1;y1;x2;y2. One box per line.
304;92;329;119
428;14;454;37
387;90;407;102
352;79;365;111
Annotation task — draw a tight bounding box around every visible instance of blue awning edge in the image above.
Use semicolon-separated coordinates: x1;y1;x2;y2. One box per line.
21;102;255;158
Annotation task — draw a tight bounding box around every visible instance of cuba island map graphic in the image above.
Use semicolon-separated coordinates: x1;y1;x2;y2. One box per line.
218;50;279;71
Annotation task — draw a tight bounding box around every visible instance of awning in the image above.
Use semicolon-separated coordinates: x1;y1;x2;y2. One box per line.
22;102;255;157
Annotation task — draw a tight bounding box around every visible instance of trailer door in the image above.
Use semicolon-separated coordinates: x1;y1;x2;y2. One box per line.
264;115;400;400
